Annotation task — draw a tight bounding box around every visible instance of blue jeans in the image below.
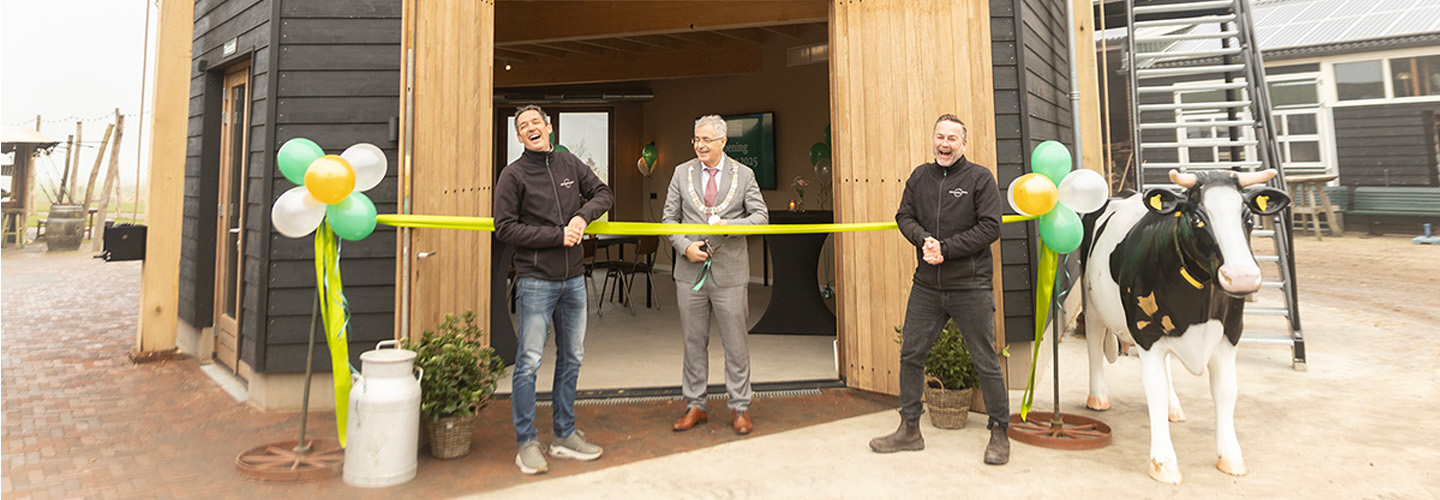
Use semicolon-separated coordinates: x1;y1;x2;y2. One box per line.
512;276;587;445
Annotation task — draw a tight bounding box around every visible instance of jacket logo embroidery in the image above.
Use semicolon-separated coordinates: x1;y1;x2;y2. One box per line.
560;178;575;189
949;187;968;198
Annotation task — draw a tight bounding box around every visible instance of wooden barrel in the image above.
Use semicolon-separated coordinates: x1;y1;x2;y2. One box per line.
45;204;86;251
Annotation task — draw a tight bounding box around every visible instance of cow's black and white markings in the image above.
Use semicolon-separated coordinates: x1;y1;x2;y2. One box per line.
1079;169;1291;484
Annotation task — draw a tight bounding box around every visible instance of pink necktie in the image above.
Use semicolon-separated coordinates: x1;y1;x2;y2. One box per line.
705;168;718;207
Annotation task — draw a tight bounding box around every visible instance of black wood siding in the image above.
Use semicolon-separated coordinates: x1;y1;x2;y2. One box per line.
264;0;403;373
992;0;1034;340
990;0;1074;341
180;0;272;372
1334;103;1440;187
181;0;402;374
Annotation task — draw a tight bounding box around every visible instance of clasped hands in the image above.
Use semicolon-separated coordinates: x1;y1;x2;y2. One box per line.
562;216;587;247
922;237;944;265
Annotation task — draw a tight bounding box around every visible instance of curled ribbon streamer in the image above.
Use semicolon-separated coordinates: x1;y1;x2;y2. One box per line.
314;222;353;447
1019;249;1075;421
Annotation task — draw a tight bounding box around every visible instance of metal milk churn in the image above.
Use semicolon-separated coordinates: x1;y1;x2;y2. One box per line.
343;340;422;488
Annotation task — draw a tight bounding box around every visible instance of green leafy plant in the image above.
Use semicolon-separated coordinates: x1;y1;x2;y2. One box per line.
402;312;505;419
894;320;979;390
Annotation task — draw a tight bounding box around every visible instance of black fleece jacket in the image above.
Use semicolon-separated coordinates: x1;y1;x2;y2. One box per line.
895;156;1002;290
494;148;614;281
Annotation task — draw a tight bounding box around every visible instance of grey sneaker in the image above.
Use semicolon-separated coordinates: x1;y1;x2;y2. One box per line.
515;440;549;475
550;429;604;461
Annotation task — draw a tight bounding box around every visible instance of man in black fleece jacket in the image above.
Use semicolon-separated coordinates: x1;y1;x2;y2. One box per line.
493;105;613;475
869;114;1010;465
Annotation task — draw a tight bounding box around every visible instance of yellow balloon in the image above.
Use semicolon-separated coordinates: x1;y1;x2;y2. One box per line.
1012;173;1059;216
305;155;356;204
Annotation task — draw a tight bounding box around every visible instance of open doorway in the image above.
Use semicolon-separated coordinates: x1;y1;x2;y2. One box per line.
487;5;836;395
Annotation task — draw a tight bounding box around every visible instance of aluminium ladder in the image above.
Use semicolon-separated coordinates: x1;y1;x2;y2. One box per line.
1123;0;1305;369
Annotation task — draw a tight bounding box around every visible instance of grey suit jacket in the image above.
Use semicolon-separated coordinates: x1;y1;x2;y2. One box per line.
662;156;769;288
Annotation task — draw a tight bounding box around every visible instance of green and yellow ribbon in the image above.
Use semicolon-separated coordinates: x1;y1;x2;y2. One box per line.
314;221;353;447
376;214;1036;234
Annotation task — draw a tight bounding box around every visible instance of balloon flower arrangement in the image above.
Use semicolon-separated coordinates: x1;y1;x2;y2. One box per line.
268;137;389;446
1006;140;1108;418
271;138;386;241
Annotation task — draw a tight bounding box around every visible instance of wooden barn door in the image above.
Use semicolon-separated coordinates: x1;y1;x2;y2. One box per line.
399;0;494;338
829;0;1002;395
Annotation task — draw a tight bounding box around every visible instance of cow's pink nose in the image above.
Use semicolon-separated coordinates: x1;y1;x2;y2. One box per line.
1218;264;1262;293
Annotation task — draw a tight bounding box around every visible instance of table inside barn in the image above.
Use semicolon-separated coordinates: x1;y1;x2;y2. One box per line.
750;210;836;336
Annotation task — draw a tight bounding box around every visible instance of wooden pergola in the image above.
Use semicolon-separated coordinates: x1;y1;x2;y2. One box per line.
2;126;59;248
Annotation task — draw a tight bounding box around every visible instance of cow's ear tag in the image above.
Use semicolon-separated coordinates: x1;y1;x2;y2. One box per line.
1245;187;1291;216
1141;188;1184;215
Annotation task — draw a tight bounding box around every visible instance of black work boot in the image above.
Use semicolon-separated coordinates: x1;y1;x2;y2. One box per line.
869;418;924;453
984;426;1010;465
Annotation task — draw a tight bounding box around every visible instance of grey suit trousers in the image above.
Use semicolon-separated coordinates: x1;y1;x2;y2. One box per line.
675;281;752;411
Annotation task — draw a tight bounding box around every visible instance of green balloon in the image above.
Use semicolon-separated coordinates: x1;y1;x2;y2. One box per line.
278;138;325;185
553;144;570;154
809;142;831;166
824;125;831;147
326;192;378;241
1039;206;1083;253
641;142;658;169
1031;140;1073;185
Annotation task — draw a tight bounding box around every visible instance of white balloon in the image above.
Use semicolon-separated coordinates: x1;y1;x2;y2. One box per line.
1057;168;1109;214
271;186;326;238
636;157;652;177
342;143;387;192
813;158;832;189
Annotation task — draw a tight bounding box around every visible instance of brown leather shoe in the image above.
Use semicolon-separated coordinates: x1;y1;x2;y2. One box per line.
732;410;753;435
672;407;707;431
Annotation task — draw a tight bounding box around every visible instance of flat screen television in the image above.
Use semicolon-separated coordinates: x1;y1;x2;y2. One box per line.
721;112;776;190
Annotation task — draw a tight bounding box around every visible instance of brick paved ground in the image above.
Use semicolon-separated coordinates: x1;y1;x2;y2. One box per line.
1;247;891;499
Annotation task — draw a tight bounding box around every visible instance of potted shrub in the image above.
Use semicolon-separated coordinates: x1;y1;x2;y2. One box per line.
897;320;979;429
402;312;505;459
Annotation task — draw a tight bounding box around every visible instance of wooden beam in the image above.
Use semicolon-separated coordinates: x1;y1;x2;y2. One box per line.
533;42;606;56
758;24;806;39
136;0;191;356
1074;0;1105;177
500;44;568;58
618;35;683;50
710;28;766;44
494;48;532;63
496;39;761;87
495;1;826;44
572;38;640;53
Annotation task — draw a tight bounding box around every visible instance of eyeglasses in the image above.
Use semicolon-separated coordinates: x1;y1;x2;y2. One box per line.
692;136;724;146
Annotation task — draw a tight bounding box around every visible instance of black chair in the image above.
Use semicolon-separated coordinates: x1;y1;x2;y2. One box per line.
599;236;660;315
583;236;621;314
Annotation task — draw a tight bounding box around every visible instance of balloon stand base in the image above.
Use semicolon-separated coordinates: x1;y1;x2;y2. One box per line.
235;438;343;482
1007;412;1112;451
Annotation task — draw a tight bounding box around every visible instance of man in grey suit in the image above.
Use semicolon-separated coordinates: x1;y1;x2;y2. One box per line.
662;114;769;435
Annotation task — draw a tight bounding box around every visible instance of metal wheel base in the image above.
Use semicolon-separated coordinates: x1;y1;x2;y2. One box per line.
235;439;343;482
1008;412;1112;450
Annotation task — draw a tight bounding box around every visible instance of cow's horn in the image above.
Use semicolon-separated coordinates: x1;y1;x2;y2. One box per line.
1169;169;1198;188
1237;169;1278;187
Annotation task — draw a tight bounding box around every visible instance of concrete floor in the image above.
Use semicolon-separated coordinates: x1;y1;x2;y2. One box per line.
495;271;840;394
464;234;1440;499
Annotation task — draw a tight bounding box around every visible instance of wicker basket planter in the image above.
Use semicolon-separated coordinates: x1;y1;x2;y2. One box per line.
924;379;974;429
426;412;479;459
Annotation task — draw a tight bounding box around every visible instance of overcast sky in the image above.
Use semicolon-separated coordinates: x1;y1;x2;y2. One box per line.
2;0;154;195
